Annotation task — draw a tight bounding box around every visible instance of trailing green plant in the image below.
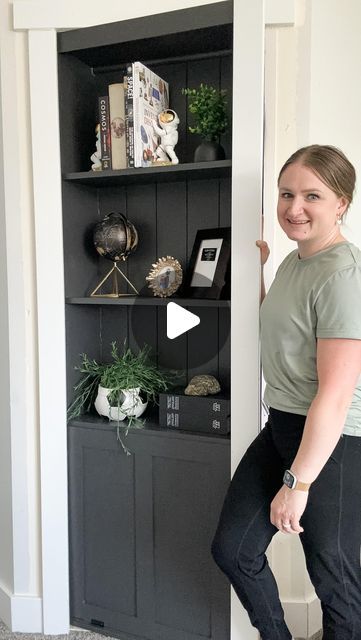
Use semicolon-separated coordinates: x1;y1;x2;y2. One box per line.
67;341;179;423
182;83;229;142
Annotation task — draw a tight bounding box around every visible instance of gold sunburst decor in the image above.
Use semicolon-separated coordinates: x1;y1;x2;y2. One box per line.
146;256;183;298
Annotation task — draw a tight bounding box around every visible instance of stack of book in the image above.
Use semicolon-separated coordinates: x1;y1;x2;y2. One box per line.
159;390;230;435
97;61;169;170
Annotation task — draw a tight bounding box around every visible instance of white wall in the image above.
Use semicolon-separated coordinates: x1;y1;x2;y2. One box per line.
0;0;41;630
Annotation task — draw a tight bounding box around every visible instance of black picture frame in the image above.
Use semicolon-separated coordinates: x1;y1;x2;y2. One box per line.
183;227;231;299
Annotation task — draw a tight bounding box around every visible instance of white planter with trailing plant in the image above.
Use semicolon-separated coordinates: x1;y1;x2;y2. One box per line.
67;342;179;453
94;385;148;422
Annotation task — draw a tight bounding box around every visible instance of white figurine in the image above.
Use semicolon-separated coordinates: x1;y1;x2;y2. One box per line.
90;123;102;171
153;109;179;164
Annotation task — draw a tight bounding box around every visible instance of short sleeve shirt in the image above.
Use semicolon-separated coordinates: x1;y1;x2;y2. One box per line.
260;242;361;435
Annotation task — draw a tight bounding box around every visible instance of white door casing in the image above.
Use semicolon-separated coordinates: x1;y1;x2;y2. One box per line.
11;0;295;635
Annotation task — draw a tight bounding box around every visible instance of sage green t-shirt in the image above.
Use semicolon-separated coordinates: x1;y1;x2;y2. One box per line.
260;242;361;436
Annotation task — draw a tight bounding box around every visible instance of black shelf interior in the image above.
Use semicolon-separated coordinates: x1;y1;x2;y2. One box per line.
59;1;232;435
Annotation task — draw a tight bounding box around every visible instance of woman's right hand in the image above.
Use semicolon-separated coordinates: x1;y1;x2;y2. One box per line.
256;240;270;266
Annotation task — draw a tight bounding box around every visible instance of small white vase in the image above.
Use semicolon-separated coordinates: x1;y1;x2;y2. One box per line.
94;385;148;422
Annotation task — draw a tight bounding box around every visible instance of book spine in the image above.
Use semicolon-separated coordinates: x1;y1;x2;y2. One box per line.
108;83;127;170
124;65;134;168
132;61;141;168
98;95;111;170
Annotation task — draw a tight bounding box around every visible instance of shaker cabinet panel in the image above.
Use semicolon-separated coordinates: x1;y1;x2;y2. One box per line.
68;425;230;640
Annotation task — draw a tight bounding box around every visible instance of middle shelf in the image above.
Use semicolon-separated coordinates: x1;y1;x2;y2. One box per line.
66;296;230;307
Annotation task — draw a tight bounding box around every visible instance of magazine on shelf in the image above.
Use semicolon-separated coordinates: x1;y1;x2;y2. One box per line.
131;61;169;167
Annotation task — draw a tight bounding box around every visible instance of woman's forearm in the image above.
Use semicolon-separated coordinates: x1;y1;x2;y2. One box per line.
260;266;266;303
290;393;349;484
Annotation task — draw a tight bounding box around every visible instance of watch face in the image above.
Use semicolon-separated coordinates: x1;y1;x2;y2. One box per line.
283;470;296;489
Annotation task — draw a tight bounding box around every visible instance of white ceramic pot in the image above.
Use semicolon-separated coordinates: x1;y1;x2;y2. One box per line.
94;385;148;422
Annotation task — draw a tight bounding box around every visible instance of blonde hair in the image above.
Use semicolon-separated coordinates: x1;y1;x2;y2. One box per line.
278;145;356;215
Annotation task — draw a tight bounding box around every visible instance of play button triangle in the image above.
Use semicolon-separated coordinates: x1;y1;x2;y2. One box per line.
167;302;200;339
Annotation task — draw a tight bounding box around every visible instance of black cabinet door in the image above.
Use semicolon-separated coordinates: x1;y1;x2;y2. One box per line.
68;425;230;640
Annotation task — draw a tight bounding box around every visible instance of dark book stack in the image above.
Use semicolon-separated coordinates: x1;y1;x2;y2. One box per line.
159;390;230;435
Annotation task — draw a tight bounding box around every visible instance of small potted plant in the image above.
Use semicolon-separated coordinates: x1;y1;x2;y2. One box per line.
67;342;179;453
182;83;229;162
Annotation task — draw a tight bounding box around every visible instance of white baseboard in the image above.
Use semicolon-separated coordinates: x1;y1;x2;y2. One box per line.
0;583;43;633
283;594;322;639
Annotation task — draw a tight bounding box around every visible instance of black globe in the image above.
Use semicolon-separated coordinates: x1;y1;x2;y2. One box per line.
93;212;138;262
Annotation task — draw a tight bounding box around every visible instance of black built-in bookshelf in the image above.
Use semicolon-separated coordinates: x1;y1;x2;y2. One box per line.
59;3;232;639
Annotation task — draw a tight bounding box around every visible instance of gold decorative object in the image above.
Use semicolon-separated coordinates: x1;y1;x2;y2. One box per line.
146;256;183;298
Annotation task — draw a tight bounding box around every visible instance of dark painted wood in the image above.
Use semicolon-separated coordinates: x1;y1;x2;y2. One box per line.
63;160;232;185
68;424;230;640
61;6;233;639
66;297;230;307
57;2;233;62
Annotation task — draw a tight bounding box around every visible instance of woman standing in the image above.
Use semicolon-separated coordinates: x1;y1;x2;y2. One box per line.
212;145;361;639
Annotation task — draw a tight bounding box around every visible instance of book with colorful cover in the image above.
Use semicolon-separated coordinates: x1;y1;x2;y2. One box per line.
108;83;127;170
132;61;169;167
124;65;134;168
98;95;111;170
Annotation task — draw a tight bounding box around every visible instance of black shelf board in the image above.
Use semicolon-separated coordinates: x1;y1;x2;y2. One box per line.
66;296;230;307
63;160;232;186
57;2;232;66
68;413;230;444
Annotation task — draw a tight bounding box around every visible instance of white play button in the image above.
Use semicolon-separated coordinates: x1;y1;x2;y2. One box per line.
167;302;200;339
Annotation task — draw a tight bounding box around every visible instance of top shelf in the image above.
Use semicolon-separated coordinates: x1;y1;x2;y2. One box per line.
63;160;232;186
57;2;233;67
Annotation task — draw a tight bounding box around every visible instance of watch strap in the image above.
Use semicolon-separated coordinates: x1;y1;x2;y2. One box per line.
294;479;311;492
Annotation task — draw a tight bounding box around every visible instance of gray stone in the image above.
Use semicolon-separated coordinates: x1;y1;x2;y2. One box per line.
184;374;221;396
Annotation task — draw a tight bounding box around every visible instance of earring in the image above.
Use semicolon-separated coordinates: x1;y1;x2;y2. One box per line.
337;216;342;225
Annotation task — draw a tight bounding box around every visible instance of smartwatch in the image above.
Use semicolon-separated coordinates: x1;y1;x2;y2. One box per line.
283;469;311;492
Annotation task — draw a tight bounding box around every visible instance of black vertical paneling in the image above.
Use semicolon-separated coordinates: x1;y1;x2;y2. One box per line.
218;307;231;392
220;54;232;158
186;57;221;160
58;54;99;172
99;307;128;361
62;182;100;297
126;184;157;293
65;305;101;403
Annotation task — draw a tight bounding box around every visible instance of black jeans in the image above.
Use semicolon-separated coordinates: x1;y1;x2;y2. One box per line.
211;408;361;640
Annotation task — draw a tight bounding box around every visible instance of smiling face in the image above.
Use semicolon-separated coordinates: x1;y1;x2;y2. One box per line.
277;162;348;257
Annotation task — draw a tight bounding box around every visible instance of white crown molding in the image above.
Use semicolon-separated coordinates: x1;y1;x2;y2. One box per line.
13;0;295;30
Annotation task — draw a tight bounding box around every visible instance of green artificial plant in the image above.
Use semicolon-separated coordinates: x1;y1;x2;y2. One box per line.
182;83;229;142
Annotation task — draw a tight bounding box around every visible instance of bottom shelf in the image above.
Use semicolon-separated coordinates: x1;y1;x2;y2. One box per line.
68;410;230;443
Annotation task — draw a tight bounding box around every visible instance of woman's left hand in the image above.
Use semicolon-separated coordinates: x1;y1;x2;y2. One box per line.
270;485;309;534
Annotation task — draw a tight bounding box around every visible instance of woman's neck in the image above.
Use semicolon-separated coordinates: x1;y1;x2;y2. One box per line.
297;231;346;259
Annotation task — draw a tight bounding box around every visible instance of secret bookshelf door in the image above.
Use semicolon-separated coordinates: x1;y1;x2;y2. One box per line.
60;4;233;640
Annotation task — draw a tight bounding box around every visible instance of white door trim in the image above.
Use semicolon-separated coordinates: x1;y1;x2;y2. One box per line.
12;0;294;635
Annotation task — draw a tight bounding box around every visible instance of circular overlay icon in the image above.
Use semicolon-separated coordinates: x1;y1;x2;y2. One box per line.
129;284;230;374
